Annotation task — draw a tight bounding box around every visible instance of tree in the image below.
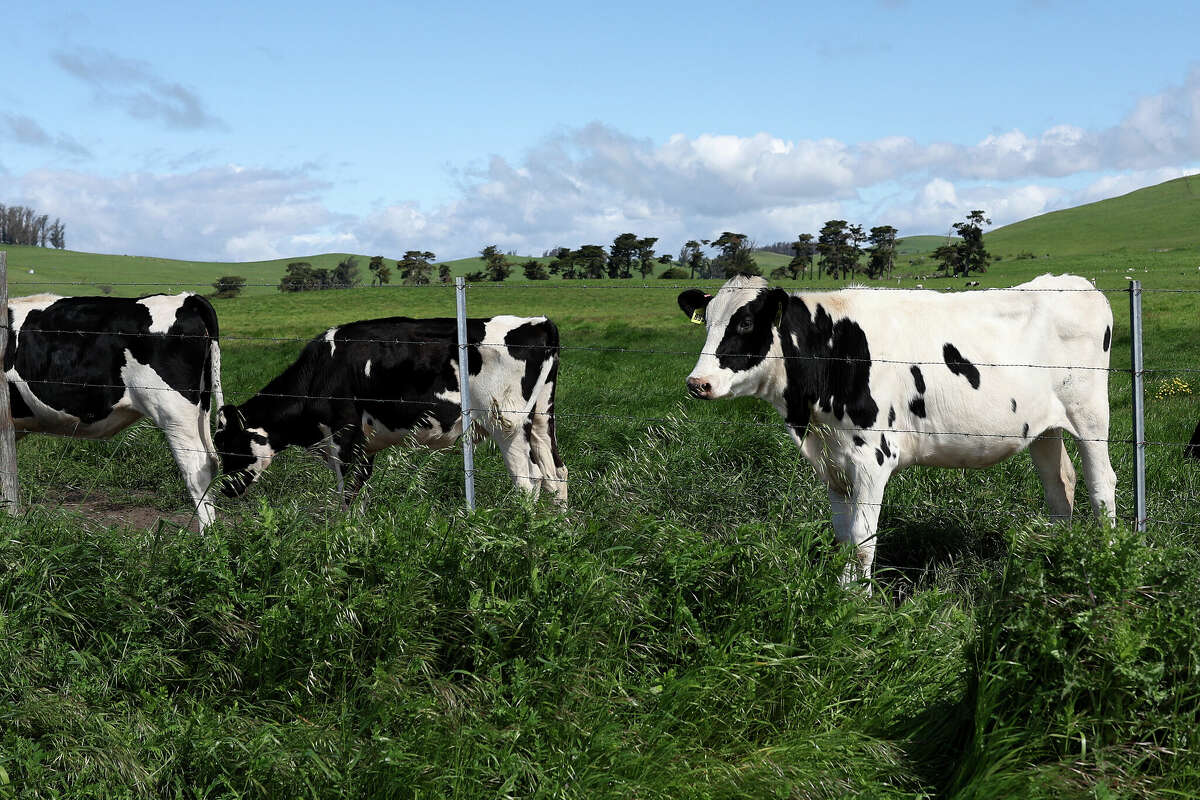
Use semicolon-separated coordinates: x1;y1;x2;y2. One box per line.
817;220;852;279
575;245;607;279
848;224;866;276
0;204;66;247
480;245;511;282
211;275;246;298
657;253;674;266
332;256;360;288
680;240;710;279
399;250;435;285
775;234;815;280
279;261;318;292
368;255;393;286
438;263;452;283
932;244;959;275
607;233;639;279
710;232;759;277
636;236;659;278
866;226;898;279
952;210;992;276
49;218;65;249
522;259;550;280
547;247;570;276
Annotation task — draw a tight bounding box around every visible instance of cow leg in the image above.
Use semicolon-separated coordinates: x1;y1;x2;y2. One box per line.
492;423;542;499
1065;407;1118;525
528;381;567;506
162;424;217;530
828;477;887;591
328;429;370;510
1029;430;1076;521
344;455;375;510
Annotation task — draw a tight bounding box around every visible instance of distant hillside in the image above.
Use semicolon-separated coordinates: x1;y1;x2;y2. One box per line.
986;174;1200;257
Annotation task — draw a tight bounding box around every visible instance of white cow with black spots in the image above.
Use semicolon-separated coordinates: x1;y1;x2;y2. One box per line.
678;274;1117;585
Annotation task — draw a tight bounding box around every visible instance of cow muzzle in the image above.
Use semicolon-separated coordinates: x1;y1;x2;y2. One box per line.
686;376;714;400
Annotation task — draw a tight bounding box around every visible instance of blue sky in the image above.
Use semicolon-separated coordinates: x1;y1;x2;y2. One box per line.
2;0;1199;262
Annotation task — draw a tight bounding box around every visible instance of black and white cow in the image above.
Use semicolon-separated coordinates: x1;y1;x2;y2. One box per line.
7;293;223;527
214;315;567;505
678;274;1117;584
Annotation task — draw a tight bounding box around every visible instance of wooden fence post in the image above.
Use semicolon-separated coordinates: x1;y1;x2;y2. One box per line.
0;251;21;514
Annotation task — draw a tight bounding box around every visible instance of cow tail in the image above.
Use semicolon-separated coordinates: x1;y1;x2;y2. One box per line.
210;339;224;413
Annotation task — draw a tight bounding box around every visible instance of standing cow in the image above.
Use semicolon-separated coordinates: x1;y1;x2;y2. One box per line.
7;293;223;528
678;274;1117;584
214;314;567;506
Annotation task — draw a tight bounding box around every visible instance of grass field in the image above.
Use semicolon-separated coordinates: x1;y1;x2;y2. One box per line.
2;185;1200;797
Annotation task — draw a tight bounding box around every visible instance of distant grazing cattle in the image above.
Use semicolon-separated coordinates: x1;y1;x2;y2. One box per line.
7;293;223;527
215;315;566;506
1187;420;1200;459
678;274;1117;585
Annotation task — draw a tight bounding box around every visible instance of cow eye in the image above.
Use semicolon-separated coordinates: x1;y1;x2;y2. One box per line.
736;317;753;334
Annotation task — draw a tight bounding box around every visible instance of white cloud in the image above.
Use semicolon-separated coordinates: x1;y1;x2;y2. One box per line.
12;165;340;260
6;68;1200;261
53;47;226;131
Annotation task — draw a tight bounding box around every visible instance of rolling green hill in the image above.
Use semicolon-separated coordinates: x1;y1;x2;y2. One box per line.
986;173;1200;257
3;174;1199;297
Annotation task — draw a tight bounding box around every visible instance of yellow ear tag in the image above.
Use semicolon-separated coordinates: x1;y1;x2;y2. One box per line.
690;308;705;325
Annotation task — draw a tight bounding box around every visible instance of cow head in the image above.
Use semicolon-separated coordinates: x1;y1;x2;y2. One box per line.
678;276;789;400
214;404;276;497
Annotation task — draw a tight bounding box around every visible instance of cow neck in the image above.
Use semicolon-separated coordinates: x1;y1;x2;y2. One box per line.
781;293;879;435
777;296;824;440
240;359;322;449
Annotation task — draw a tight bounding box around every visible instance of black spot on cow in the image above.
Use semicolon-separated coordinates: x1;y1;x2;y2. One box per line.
879;434;891;458
1022;422;1029;439
711;288;789;375
943;343;981;389
909;397;926;418
1102;325;1111;352
505;320;559;404
910;365;926;394
1011;398;1017;413
8;385;33;419
779;299;879;438
13;295;219;419
853;435;866;447
875;449;885;465
888;405;895;427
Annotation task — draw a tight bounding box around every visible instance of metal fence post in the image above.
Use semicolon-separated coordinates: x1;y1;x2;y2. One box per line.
1129;280;1146;532
0;251;20;514
455;277;476;511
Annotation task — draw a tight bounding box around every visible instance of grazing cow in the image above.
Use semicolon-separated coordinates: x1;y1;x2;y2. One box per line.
1186;420;1200;459
6;293;223;527
214;315;567;506
678;274;1117;584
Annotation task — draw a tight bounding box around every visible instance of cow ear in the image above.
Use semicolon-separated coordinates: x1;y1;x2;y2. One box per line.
218;404;240;431
678;290;712;324
767;288;789;327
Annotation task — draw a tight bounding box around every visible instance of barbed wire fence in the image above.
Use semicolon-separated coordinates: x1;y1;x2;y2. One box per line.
0;251;1197;544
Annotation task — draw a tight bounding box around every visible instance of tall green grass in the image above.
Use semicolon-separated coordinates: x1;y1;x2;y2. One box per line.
2;232;1199;795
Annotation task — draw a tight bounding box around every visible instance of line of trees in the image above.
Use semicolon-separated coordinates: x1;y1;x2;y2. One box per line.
272;210;990;291
0;204;66;248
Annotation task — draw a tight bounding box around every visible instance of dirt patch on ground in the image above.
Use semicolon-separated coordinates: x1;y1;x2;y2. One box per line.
36;490;201;532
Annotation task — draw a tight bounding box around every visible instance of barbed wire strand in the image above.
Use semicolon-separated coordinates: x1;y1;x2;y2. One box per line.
8;279;1200;294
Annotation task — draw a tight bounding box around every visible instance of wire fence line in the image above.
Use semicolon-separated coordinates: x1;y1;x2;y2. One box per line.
9;277;1200;294
2;274;1197;534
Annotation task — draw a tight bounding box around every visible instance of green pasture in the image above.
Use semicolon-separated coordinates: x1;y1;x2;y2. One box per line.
3;188;1200;795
